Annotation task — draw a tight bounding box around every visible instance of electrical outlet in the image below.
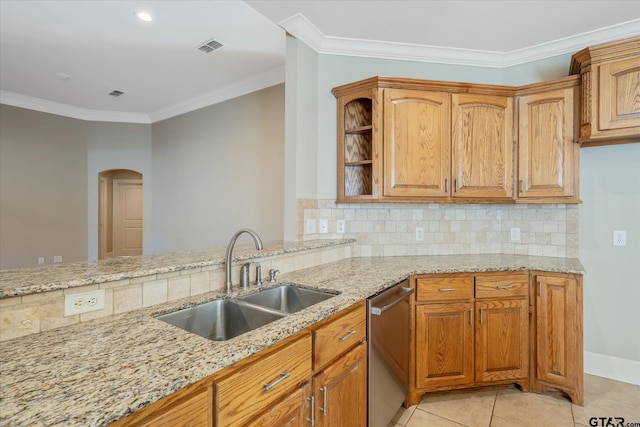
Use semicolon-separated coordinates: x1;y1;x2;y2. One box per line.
64;290;105;316
53;255;63;263
510;227;521;242
306;219;316;234
415;227;424;241
336;219;346;234
613;230;627;247
38;257;45;265
319;219;329;233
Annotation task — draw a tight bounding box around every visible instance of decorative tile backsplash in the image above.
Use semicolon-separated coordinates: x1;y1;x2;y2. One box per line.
299;199;578;258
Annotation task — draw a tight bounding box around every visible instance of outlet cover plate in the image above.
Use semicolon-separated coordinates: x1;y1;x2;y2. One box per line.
510;227;521;242
64;289;105;316
336;220;345;234
416;227;424;241
613;230;627;247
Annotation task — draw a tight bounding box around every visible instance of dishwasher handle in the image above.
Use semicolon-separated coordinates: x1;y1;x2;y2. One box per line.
370;287;414;316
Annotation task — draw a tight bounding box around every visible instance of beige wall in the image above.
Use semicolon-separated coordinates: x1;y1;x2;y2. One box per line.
579;142;640;382
150;84;285;252
0;105;88;269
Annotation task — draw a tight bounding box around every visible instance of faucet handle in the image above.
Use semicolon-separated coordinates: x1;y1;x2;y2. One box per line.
255;263;263;286
240;262;252;289
268;269;280;283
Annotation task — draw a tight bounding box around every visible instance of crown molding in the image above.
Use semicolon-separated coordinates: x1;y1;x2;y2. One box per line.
0;66;285;124
149;65;285;123
280;14;640;68
0;91;152;123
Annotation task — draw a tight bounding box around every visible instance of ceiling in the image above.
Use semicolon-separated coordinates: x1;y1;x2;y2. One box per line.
1;1;639;124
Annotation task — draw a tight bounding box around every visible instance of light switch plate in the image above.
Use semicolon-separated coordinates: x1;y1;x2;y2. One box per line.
319;219;329;233
306;219;316;234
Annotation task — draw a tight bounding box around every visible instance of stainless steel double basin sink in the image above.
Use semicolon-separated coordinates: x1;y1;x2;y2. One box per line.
157;285;337;341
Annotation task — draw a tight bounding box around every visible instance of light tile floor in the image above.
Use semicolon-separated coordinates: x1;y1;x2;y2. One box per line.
389;375;640;427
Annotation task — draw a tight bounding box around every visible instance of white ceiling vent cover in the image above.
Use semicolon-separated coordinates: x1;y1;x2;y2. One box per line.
197;38;224;53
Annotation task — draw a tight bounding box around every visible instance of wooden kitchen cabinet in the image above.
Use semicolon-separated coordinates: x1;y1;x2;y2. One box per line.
311;301;367;427
214;334;312;427
414;274;474;390
570;36;640;146
335;87;382;201
411;271;530;404
313;341;367;427
247;383;312;427
532;272;583;405
109;382;211;427
383;88;451;198
475;273;529;387
451;93;514;200
516;76;581;203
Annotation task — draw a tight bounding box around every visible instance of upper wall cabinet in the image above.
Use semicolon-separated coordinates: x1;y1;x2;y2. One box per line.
516;76;581;203
383;89;451;198
333;77;518;204
570;36;640;146
451;93;514;200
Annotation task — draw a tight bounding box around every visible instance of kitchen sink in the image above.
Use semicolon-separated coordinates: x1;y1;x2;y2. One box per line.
157;299;285;342
237;284;336;314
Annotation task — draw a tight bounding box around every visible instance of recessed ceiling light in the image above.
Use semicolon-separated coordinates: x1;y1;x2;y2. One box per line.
134;10;153;22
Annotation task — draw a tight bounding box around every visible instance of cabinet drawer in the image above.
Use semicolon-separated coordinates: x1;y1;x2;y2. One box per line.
215;334;312;427
475;272;528;298
415;274;473;302
313;304;366;371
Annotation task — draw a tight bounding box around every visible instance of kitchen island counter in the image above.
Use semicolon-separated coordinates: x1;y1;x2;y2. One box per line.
0;254;584;427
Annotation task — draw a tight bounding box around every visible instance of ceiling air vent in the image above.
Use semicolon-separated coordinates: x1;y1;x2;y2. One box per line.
109;90;125;97
197;38;224;54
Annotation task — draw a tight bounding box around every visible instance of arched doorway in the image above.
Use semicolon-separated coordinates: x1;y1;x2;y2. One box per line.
99;169;143;259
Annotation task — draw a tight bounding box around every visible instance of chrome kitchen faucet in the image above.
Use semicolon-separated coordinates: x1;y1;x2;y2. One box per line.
224;229;263;293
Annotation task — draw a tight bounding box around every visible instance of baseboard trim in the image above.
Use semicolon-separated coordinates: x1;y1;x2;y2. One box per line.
584;351;640;385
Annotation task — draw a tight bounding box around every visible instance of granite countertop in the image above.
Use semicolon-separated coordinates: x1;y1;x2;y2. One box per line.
0;239;354;298
0;254;584;427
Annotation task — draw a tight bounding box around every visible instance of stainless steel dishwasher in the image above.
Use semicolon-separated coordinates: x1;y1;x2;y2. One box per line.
367;280;414;427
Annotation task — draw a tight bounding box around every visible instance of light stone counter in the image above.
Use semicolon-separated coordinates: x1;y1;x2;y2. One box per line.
0;239;353;298
0;254;584;427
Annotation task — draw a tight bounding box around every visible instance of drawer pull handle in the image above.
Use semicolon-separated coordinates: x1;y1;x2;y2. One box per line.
439;288;456;292
307;396;315;426
469;308;473;325
496;285;513;289
264;372;290;392
339;329;356;341
320;386;328;415
480;307;484;324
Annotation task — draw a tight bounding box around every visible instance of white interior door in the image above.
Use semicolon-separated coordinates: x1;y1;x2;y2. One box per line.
113;179;142;257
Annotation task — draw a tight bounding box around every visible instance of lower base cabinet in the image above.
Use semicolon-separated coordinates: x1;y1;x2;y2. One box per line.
248;383;312;427
532;272;584;405
410;271;581;407
313;341;367;427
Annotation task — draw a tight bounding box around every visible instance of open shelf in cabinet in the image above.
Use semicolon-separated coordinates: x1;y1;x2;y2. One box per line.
341;97;374;198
